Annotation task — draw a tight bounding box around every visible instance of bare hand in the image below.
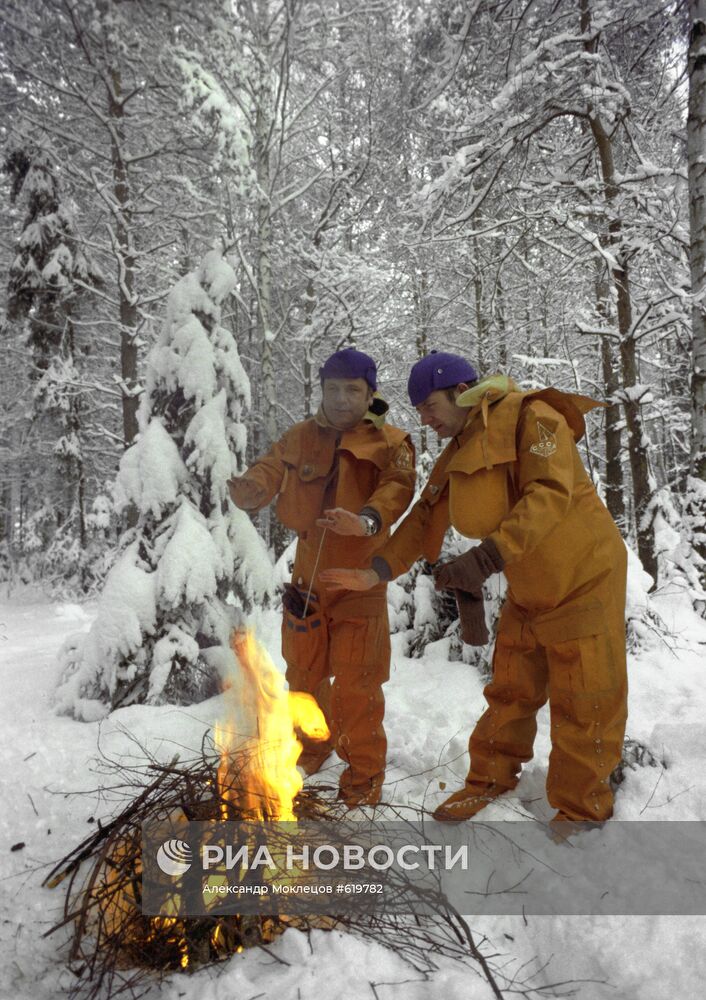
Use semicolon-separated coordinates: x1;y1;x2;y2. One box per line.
316;507;366;536
319;568;380;591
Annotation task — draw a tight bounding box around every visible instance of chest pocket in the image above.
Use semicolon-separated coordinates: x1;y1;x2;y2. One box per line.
275;444;336;534
448;465;513;539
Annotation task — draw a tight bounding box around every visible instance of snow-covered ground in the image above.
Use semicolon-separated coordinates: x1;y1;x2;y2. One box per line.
2;583;706;1000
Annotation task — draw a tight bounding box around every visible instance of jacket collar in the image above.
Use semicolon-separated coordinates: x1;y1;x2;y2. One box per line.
452;373;520;468
455;376;602;453
456;373;519;411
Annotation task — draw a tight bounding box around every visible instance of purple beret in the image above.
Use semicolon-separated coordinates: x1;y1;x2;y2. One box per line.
319;348;377;390
407;352;479;406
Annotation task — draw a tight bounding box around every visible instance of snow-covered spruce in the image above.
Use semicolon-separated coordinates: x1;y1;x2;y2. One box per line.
4;146;102;589
54;248;273;720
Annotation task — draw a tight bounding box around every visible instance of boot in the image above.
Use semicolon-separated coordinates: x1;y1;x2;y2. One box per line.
337;777;383;808
432;783;506;822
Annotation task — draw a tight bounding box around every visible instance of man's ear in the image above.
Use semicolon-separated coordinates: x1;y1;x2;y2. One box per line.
454;382;469;399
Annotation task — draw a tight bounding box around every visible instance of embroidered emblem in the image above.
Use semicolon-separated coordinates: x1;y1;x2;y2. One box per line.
530;422;557;458
394;442;413;469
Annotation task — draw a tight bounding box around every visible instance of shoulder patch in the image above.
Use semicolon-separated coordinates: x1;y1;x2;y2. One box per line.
529;421;557;458
394;441;414;469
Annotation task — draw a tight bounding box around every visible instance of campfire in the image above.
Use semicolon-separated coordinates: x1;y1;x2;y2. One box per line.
214;628;330;822
43;628;336;994
43;628;502;1000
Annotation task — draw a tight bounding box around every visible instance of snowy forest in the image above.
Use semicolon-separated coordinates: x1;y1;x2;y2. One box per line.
2;0;706;999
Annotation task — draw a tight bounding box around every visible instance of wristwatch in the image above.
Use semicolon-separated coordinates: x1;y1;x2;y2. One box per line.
359;514;378;536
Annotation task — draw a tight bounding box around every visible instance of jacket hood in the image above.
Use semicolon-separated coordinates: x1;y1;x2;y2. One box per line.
457;374;604;443
314;391;389;431
456;374;520;409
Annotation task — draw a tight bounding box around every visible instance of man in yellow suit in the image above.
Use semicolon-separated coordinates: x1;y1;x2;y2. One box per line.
322;352;628;822
228;348;415;807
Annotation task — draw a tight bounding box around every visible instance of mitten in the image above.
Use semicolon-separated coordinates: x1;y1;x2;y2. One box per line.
434;537;505;592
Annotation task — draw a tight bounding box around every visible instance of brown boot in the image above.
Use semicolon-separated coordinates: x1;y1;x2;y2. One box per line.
549;810;609;828
432;784;505;822
337;778;383;808
547;811;607;843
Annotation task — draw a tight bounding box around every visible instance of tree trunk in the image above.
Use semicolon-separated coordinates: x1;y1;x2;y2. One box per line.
617;321;657;580
687;0;706;580
581;0;658;582
689;1;706;482
495;267;508;370
302;267;318;420
253;0;288;557
596;276;626;530
413;264;430;454
65;316;87;553
473;236;485;371
107;66;139;451
257;159;276;450
106;56;140;531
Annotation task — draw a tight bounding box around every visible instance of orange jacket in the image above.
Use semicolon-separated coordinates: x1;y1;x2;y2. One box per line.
229;399;416;616
377;379;626;638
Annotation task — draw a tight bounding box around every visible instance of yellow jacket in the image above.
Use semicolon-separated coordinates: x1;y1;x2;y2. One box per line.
376;377;626;640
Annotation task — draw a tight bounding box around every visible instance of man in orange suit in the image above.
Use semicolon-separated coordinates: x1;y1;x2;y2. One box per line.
322;352;627;823
228;348;415;807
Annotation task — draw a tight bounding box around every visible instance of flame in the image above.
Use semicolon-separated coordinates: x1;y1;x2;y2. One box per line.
214;629;330;821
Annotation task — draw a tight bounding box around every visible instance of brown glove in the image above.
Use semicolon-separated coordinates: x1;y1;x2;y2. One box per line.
454;589;489;646
434;537;505;593
227;476;266;511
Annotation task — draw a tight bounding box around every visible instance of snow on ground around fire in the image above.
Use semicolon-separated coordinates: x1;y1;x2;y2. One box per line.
1;571;706;1000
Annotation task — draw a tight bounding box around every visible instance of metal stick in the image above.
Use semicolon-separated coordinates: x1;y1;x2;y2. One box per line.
302;526;328;618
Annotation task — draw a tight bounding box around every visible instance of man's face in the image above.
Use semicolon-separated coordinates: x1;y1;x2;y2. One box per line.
416;384;470;438
321;377;374;430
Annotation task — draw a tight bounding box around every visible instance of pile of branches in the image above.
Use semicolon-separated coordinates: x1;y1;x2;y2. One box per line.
42;735;549;1000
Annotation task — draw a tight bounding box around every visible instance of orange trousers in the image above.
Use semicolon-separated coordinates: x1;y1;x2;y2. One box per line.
282;600;390;799
465;602;628;821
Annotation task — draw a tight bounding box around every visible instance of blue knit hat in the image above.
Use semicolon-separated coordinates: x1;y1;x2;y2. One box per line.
407;352;479;406
319;348;377;390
